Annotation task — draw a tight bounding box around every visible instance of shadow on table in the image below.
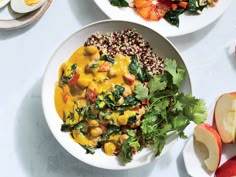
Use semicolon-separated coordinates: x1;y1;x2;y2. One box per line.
0;24;36;40
68;0;107;27
14;79;156;177
225;47;236;71
176;148;191;177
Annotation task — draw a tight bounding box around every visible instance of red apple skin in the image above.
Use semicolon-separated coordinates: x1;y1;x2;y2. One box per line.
194;123;222;172
215;156;236;177
214;92;236;144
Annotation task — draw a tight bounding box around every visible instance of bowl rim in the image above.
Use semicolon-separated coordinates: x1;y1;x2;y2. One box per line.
42;19;192;170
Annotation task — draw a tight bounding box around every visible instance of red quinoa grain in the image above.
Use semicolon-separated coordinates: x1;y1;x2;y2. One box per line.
84;29;164;75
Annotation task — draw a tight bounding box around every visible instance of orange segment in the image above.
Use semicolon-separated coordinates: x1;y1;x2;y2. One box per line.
134;0;172;21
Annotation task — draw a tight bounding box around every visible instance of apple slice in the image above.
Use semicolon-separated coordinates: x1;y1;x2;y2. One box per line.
215;156;236;177
214;92;236;143
194;123;222;172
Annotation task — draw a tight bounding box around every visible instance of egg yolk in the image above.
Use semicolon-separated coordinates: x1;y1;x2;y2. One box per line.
25;0;40;6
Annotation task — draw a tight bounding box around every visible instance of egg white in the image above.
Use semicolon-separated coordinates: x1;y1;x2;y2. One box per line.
11;0;46;13
0;0;10;9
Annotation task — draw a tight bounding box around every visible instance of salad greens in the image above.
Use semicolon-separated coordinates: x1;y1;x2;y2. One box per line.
109;0;215;27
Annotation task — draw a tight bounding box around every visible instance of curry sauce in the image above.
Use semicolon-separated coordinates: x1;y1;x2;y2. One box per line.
54;46;145;156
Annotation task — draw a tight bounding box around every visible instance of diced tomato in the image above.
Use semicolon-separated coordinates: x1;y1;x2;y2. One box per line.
98;61;112;72
86;88;97;102
178;1;188;9
100;123;108;130
123;73;135;84
62;93;68;103
134;105;141;111
142;100;148;105
171;3;178;10
69;74;80;85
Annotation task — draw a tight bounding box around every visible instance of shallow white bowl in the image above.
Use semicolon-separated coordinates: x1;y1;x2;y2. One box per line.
42;20;192;170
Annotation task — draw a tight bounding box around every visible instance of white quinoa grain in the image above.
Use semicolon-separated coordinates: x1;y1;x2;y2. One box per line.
84;29;164;75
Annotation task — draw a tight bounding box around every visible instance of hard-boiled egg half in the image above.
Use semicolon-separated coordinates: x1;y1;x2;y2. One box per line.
0;0;10;8
11;0;46;13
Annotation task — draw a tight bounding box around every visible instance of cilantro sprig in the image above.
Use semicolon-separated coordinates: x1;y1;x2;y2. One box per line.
133;58;207;157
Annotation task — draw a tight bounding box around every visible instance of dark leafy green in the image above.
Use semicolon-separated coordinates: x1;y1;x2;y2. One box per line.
99;55;115;64
119;130;140;163
61;63;77;83
188;0;197;13
81;145;95;154
112;85;125;101
128;55;151;82
100;125;121;142
109;0;129;7
164;8;185;27
123;96;139;106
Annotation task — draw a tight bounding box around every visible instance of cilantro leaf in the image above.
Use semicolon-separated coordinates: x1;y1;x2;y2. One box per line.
119;130;140;164
148;75;167;96
153;135;166;156
176;94;207;124
164;58;185;86
141;113;158;135
134;84;149;101
172;115;188;131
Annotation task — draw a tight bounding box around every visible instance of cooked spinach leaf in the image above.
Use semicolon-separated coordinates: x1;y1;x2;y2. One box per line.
109;0;129;7
128;55;151;82
164;8;185;27
81;145;95;154
188;0;197;13
112;85;125;101
99;55;115;64
123;96;139;106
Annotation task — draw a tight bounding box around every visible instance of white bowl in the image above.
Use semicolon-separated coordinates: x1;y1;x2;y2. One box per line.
42;20;192;170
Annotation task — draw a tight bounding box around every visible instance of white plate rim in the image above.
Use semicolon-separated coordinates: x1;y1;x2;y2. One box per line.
0;0;52;30
183;97;236;177
93;0;233;37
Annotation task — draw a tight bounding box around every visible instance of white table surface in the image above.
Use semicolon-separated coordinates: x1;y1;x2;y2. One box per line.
0;1;236;177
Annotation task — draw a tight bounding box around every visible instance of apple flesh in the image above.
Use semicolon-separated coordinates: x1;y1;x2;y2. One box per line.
215;156;236;177
214;92;236;143
194;123;222;172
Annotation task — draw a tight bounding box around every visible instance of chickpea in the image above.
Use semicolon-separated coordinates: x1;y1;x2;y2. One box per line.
119;134;129;144
104;142;116;156
87;119;99;127
123;85;132;97
117;96;124;105
117;115;128;126
90;127;103;137
108;68;117;78
84;46;98;55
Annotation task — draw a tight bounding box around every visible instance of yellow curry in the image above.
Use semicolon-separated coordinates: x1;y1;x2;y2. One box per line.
54;46;145;156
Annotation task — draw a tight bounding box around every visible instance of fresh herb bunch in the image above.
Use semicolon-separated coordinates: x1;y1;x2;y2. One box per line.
118;58;207;163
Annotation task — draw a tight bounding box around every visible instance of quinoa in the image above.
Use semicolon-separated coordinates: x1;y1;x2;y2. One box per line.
84;29;164;75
